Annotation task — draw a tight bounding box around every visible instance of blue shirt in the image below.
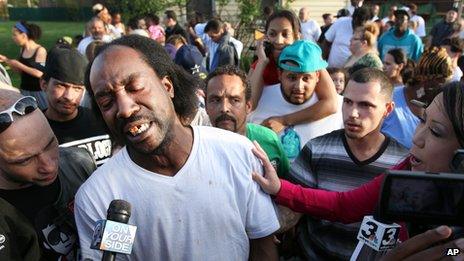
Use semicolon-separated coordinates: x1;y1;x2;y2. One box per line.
381;86;420;149
378;28;424;62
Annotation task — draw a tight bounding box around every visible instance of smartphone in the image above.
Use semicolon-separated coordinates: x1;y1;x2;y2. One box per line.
263;41;273;57
378;170;464;225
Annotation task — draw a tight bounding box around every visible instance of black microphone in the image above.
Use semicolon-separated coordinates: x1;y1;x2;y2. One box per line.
102;200;132;261
90;200;136;261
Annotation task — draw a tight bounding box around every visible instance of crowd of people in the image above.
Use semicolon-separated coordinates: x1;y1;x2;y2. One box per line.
0;1;464;260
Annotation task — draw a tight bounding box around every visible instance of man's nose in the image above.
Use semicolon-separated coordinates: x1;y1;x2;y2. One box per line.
37;153;57;174
116;92;139;119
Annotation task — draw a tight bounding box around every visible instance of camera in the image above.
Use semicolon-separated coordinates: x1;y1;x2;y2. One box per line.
377;150;464;225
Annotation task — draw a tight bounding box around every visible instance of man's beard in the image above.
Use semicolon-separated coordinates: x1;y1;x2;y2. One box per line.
214;113;237;132
115;109;173;155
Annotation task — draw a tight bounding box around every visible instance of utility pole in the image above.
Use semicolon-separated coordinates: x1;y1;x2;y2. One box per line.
459;0;464;19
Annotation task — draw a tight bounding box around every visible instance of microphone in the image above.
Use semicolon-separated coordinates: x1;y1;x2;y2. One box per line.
90;200;137;261
350;215;401;260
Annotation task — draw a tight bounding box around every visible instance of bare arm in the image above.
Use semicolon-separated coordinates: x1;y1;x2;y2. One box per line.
261;69;338;133
249;235;278;261
249;40;269;110
276;205;302;233
2;47;46;78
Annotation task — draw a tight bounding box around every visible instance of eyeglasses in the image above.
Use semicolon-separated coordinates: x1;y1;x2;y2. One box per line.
0;96;38;133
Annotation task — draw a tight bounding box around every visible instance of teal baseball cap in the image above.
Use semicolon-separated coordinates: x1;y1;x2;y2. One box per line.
278;40;328;73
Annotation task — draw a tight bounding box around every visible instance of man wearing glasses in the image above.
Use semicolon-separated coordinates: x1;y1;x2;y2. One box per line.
0;90;96;260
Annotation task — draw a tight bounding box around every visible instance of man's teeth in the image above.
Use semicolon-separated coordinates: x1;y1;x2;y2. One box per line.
129;123;150;136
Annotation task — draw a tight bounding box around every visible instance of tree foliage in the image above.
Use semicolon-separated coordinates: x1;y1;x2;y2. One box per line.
104;0;187;19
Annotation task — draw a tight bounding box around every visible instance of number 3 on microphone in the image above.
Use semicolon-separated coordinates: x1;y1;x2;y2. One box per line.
382;228;398;246
361;221;378;239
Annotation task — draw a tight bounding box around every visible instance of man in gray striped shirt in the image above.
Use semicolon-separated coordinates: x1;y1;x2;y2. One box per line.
285;68;409;260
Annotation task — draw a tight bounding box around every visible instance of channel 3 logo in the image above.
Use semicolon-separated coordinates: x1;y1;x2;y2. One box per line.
0;234;5;251
446;248;460;256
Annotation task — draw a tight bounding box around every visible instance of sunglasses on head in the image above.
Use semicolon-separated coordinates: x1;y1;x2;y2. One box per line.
0;96;38;133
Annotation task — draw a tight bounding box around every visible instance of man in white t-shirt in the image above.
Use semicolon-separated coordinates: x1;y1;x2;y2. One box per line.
299;7;321;43
77;17;112;55
249;40;343;149
324;6;372;68
75;35;280;260
407;3;426;38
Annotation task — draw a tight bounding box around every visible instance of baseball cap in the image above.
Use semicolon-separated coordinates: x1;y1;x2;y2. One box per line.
44;47;88;85
174;44;207;78
278;40;328;73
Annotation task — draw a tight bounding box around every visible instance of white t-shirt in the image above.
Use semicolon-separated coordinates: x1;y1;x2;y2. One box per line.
248;83;344;146
452;66;463;82
75;126;280;260
410;15;426;37
324;17;354;68
301;20;322;42
77;35;112;55
381;17;392;25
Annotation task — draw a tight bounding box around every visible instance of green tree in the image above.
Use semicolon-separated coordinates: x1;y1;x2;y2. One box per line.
104;0;188;20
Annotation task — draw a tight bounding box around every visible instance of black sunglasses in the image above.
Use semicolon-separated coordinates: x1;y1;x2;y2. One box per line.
0;96;38;133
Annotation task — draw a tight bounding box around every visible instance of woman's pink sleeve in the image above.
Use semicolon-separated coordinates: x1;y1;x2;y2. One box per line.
275;174;385;224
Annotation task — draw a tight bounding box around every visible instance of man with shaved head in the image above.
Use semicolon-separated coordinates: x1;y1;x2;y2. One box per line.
0;90;96;260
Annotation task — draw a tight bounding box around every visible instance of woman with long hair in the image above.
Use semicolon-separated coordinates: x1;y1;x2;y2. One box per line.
0;21;47;109
383;48;413;88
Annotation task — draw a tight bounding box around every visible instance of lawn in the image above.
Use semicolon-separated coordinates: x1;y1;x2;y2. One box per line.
0;21;85;86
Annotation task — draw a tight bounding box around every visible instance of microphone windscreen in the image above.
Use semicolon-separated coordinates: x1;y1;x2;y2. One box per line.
107;199;131;222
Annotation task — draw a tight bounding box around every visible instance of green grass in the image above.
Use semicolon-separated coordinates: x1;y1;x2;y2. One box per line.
0;21;85;86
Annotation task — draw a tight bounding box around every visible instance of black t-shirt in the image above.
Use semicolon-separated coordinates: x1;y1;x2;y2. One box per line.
46;106;112;166
0;147;96;260
0;198;41;261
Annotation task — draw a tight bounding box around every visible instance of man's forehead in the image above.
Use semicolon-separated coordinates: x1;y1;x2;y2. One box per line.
91;46;143;76
207;75;245;95
49;78;84;88
346;80;382;96
0;89;23;111
0;112;54;158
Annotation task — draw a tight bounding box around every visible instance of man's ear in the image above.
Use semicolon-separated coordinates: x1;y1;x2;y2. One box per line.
245;100;252;114
384;101;395;118
40;78;48;92
161;76;175;98
278;70;282;81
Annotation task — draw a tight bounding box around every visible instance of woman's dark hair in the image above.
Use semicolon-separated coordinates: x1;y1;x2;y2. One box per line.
84;35;199;127
265;9;301;39
386;48;416;83
387;48;407;65
443;81;464;147
17;20;42;40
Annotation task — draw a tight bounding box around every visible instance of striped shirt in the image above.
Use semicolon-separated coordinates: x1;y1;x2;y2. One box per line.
287;129;409;260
